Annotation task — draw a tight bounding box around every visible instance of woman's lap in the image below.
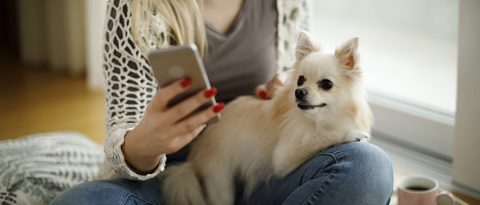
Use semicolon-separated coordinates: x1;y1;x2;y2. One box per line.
51;142;393;205
243;141;394;205
50;178;163;205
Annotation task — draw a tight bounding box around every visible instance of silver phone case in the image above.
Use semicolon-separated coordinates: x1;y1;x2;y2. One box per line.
148;44;220;123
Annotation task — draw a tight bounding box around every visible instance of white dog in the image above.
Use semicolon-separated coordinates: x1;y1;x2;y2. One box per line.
162;31;373;205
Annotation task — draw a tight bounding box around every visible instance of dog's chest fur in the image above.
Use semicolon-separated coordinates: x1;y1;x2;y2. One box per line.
270;111;354;177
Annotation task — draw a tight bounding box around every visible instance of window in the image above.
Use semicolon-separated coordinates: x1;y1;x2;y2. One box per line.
310;0;459;159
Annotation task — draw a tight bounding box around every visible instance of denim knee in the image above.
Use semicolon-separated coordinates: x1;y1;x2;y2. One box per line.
303;142;394;204
337;142;393;202
339;142;393;182
50;180;156;205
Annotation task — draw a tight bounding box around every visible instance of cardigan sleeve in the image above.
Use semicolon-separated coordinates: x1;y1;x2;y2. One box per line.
300;0;311;31
102;0;168;180
276;0;312;72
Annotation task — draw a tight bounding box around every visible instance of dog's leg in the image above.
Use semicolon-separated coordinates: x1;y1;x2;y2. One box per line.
162;163;207;205
273;139;322;177
202;166;235;205
273;141;303;176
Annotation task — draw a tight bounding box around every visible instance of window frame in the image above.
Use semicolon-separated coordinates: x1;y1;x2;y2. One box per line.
368;92;455;161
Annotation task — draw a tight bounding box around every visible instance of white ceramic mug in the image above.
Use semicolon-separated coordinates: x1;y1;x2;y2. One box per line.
397;177;455;205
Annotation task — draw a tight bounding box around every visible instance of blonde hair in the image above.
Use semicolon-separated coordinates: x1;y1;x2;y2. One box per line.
130;0;207;57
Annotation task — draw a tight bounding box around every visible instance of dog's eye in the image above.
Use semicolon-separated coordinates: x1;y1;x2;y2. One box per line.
318;79;333;90
297;75;306;86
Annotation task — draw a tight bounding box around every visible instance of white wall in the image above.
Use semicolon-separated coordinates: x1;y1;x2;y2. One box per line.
453;0;480;192
85;0;107;91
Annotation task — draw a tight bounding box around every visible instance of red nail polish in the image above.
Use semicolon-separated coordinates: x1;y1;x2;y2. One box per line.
181;77;192;88
204;87;218;98
259;90;268;99
213;103;225;113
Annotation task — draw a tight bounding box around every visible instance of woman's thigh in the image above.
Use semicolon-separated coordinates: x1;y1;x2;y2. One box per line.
50;178;163;205
243;142;394;205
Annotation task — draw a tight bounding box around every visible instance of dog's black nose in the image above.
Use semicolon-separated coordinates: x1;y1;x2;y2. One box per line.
295;88;308;100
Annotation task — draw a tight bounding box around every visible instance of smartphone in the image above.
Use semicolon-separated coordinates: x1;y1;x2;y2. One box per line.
148;44;220;123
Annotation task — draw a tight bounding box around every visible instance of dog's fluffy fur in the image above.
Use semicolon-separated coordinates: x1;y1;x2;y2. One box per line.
162;32;373;205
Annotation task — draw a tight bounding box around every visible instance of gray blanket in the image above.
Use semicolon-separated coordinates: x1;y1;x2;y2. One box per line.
0;132;104;205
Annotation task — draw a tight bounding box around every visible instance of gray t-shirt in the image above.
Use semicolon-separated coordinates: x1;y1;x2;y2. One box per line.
203;0;278;103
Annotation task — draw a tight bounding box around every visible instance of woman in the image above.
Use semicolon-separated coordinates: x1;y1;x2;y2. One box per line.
52;0;393;204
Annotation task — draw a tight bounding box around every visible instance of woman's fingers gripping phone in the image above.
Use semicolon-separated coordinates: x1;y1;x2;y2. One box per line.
169;103;224;138
149;77;193;112
165;87;218;123
168;124;207;153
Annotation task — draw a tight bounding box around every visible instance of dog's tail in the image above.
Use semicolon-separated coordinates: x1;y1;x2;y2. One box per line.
162;162;207;205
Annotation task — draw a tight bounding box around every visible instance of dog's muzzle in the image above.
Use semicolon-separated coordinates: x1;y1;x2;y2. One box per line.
295;89;327;110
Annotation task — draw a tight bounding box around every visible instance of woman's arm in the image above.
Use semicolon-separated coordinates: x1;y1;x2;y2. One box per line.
103;0;222;180
103;0;163;180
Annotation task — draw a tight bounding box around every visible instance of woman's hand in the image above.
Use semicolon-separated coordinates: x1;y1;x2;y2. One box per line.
255;73;285;100
122;78;224;173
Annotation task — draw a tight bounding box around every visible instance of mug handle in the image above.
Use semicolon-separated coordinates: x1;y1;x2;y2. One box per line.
436;191;455;205
436;191;468;205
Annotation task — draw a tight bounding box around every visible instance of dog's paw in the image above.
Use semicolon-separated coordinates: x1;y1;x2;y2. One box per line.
350;130;371;141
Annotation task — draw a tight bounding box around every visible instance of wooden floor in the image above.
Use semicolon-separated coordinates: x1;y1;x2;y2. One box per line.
0;52;106;144
0;50;478;204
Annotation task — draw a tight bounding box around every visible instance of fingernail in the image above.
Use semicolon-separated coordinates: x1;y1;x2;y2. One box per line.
213;103;225;113
204;87;218;98
259;90;268;99
181;77;192;88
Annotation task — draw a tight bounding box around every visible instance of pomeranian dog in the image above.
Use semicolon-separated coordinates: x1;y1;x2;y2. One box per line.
162;31;373;205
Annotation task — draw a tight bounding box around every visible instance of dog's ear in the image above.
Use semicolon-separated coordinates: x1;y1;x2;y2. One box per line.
296;31;319;61
335;38;359;70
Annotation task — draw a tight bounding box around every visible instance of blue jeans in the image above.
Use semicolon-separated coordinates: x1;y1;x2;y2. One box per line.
51;142;393;205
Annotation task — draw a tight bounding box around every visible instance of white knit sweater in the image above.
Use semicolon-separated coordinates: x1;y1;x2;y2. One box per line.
100;0;310;180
